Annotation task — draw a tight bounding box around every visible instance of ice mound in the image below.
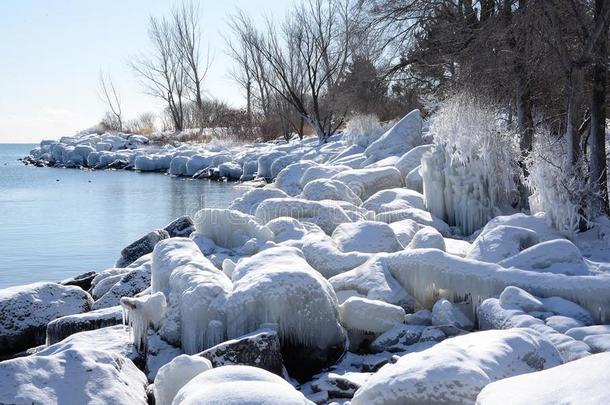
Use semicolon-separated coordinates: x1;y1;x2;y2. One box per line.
151;238;210;294
351;328;562;405
173;365;313;404
339;297;406;333
153;354;212;405
332;221;402;253
193;208;274;250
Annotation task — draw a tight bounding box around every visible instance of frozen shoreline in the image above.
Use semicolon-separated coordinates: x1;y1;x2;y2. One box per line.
3;109;610;404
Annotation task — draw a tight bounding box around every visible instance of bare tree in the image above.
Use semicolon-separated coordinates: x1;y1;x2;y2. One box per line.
131;16;186;131
98;71;123;131
230;0;352;143
172;0;211;128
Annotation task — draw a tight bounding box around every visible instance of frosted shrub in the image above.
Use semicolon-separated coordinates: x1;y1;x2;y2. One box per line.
344;114;387;147
423;94;520;235
525;128;591;237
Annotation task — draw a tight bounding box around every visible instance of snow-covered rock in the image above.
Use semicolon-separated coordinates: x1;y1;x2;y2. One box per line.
388;219;420;247
499;286;545;312
431;298;474;330
498;239;589;276
395;143;434;177
173;365;313;404
153;354;212;405
362;188;426;214
301;233;372;278
332;166;404;200
339;296;406;333
476;352;610;405
257;151;288;179
92;264;151;310
369;324;427;352
374;207;451;235
479;212;564;242
46;305;122;345
228;187;289;216
407;226;446;251
351;329;562;405
0;282;93;355
151;237;210;294
163;215;195;238
274;160;318;195
193;208;273;250
466;225;539;263
331;221;402;253
218;161;243;180
301;178;362;205
300;164;350;187
363;109;422;165
405;165;423;192
544;315;584;333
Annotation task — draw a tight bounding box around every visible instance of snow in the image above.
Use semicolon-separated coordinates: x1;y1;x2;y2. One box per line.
274;160;319;195
331;221;402;253
363;109;422;165
151;237;209;294
479;212;564;242
301;233;372;278
394;144;434;177
431;298;474;330
498;239;590;275
339;296;406;333
565;324;610;341
228;187;289;216
544;315;584;333
388;219;419;247
266;217;309;244
476;352;610;405
173;365;313;404
467;225;539;263
374;207;451;235
193;208;273;250
361;188;425;213
499;286;545;312
153;354;212;405
301;178;362;205
351;329;562;405
407;226;446;250
332;166;404;200
405;165;423;192
300;164;350;187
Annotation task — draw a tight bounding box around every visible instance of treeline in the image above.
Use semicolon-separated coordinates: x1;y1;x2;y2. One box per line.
97;0;609;217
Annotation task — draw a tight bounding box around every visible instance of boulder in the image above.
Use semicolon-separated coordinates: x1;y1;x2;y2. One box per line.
116;229;170;268
431;299;474;330
46;305;123;345
153;354;213;405
363;109;422;165
199;328;283;376
332;221;402;254
499;286;545;312
163;215;194;237
0;282;93;356
60;271;97;291
92;265;151;310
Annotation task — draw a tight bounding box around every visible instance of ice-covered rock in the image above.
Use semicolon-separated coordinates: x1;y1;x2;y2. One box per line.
228;187;289;215
300;164;350;187
301;178;362;205
544;315;584;333
331;221;402;253
395;144;434;177
407;226;446;251
226;247;346;377
363;109;422;165
565;324;610;341
388;219;419;247
218;161;243;180
332;166;404;200
92;264;151;310
351;329;562;405
0;282;93;355
164;215;195;237
466;225;539;263
60;270;97;291
116;229;170;268
362;188;426;213
169;155;190;176
479;212;564;242
374;207;451;235
153;354;213;405
151;237;210;294
199;328;283;375
301;233;372;278
476;352;610;405
405;309;432;325
431;298;474;330
499;286;545;312
257;151;288;179
255;197;352;234
369;324;427;352
193;208;273;250
46;305;123;345
266;217;310;244
135;154;172;172
583;334;610;353
498;239;589;276
405;165;423;192
339;297;406;333
539;296;594;325
173;365;313;404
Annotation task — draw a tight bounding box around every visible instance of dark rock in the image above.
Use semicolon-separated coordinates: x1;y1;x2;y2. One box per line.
281;338;346;382
0;282;93;357
370;324;427;353
199;328;284;376
46;305;123;345
164;215;195;237
311;372;372;399
106;159;129;170
60;271;98;291
116;229;170;267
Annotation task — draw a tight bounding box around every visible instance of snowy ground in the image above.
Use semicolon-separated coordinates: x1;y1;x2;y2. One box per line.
3;109;610;404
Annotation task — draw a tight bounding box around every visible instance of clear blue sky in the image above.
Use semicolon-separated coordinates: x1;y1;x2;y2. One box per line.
0;0;290;143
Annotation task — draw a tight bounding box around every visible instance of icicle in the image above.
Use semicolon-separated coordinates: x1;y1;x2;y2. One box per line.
120;292;167;352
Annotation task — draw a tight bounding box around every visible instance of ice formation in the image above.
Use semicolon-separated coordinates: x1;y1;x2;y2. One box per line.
374;207;451;235
151;238;209;294
120;292;167;352
172;365;314;404
351;329;562;405
274;160;319;195
339;297;406;333
226;247;346;355
380;249;610;323
332;166;404;200
153;354;212;405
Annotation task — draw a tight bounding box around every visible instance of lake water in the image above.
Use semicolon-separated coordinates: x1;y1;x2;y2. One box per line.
0;144;247;289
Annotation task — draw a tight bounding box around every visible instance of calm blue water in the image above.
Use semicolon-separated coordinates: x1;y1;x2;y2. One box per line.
0;144;247;289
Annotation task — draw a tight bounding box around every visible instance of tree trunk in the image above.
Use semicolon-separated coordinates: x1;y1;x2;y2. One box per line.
566;67;585;166
590;0;610;215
